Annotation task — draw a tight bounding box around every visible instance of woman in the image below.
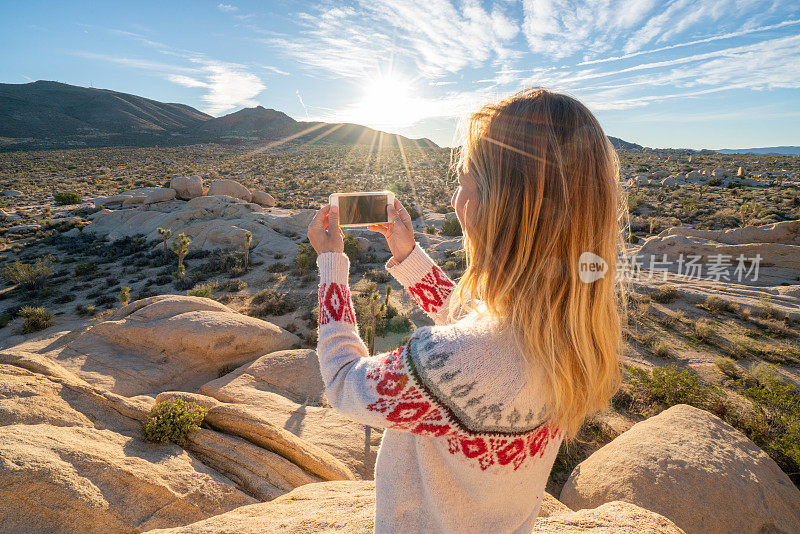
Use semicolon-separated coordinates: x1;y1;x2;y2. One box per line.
307;87;625;533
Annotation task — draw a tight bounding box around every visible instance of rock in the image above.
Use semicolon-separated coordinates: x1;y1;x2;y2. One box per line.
1;189;22;197
560;404;800;534
685;170;704;182
207;179;252;202
251;190;276;207
532;500;686;533
94;194;132;207
0;209;20;221
85;194;313;259
122;196;145;207
156;391;356;482
144;188;177;204
147;481;376;534
196;372;378;478
42;295;300;396
661;175;680;186
170;176;204;200
657;219;800;246
737;166;744;176
201;349;325;405
355;236;371;253
6;224;40;232
0;424;256;533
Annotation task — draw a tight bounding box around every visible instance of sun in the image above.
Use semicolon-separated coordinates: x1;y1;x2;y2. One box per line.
348;73;424;130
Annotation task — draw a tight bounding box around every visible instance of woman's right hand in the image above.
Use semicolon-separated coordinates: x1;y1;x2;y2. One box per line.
367;198;415;264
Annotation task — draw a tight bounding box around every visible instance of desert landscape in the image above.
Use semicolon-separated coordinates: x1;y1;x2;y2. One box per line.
0;104;798;531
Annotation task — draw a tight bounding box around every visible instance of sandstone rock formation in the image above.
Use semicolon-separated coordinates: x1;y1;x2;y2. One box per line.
84;194;313;259
638;220;800;273
0;424;256;533
10;295;300;396
147;480;685;534
207;179;252;202
170;176;204;200
200;349;325;405
560;404;800;534
251;190;276;207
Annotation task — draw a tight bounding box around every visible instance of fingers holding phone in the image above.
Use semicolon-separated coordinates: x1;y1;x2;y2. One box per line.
368;198;415;264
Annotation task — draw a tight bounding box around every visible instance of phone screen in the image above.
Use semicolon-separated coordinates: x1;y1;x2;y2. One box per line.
338;194;388;225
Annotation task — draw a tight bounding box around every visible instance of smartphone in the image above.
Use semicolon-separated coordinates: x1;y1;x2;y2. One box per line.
329;190;395;227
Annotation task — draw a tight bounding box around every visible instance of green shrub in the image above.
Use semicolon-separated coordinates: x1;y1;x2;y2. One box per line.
295;243;318;274
649;284;680;303
627;364;716;415
0;313;11;328
53;191;83;205
268;261;289;273
440;218;463;237
142;399;207;444
387;314;413;333
74;262;97;276
407;204;421;220
19;306;54;333
187;282;215;298
343;234;360;263
119;286;131;306
218;278;246;292
702;295;736;315
628;234;640;244
76;304;96;316
2;255;55;290
425;226;436;234
694;318;715;341
250;289;295;316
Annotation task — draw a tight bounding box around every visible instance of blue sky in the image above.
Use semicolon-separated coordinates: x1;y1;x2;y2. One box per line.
2;0;799;148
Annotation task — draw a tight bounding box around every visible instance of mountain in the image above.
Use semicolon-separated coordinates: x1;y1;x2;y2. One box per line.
608;136;643;151
0;81;438;150
0;80;211;139
714;146;800;156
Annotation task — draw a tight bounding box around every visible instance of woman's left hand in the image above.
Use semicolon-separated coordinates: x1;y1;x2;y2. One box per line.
307;204;345;254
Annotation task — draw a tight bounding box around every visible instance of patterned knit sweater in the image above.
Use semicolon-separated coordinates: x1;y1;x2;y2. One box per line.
316;242;564;533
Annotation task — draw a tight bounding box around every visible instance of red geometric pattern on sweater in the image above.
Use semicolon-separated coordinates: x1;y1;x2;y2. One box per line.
365;346;562;471
318;282;356;327
407;264;456;313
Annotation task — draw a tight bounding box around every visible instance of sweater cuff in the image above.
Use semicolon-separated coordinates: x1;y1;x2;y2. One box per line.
385;243;437;287
317;252;350;283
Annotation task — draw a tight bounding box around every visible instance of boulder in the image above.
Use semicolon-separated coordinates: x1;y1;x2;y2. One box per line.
122;196;145;207
251;190;276;207
532;500;686;533
170;176;204;200
1;189;23;197
200;349;325;405
147;481;376;534
207;179;252;202
49;295;300;396
144;188;177;204
94;194;133;207
196;376;378;478
0;424;255;533
156;391;356;482
661;175;680;186
560;404;800;534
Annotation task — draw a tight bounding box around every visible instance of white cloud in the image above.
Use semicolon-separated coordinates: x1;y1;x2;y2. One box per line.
167;74;208;88
195;62;265;115
273;0;519;79
218;3;237;12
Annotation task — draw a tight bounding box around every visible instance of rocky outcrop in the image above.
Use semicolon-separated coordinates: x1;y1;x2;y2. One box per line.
0;424;256;534
198;367;379;478
560;404;800;534
155;391;356;483
251;190;276;207
532;500;686;533
84;194;313;258
170;176;204;200
200;349;325;405
207;179;252;202
147;480;685;533
20;295;300;396
148;481;377;534
638;220;800;273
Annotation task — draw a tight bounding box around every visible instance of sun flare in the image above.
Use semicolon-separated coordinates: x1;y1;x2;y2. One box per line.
349;74;423;130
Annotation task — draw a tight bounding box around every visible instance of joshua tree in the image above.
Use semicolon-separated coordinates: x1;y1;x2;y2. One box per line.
243;231;253;271
364;288;388;356
119;286;131;306
171;233;192;279
157;228;172;262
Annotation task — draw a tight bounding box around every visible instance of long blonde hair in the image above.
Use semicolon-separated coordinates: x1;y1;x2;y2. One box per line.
451;87;627;442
